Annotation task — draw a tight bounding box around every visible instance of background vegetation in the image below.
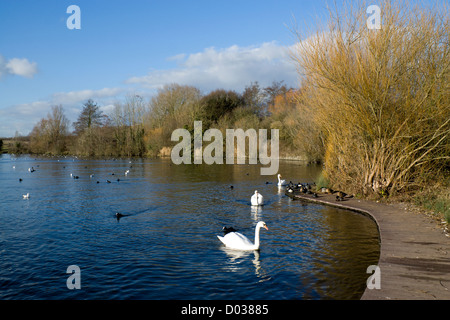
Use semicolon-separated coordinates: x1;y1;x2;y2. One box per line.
17;81;300;160
291;0;449;218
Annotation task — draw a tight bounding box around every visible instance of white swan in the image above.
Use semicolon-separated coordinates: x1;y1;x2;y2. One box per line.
23;193;30;199
277;174;287;186
217;221;268;251
251;190;264;206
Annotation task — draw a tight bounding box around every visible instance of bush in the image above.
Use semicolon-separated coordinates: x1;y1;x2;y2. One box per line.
292;0;450;196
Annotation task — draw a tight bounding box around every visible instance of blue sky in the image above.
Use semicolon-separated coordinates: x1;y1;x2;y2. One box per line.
0;0;361;137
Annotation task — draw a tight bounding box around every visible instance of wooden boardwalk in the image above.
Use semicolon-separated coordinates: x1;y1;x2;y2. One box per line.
285;190;450;300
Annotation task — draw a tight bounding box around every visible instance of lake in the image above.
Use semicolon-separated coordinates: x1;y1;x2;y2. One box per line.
0;154;379;300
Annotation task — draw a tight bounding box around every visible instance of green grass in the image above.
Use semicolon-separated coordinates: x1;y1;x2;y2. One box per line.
315;171;329;191
414;189;450;223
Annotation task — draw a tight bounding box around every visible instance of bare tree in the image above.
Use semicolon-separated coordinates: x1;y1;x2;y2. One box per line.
30;105;69;154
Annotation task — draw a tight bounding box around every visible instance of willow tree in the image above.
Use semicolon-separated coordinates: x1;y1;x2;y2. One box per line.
292;0;450;196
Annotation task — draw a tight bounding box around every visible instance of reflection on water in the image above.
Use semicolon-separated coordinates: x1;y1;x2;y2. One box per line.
0;154;379;300
220;248;271;283
250;205;262;220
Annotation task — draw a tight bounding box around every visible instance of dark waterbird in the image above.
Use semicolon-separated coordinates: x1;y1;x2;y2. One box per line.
116;212;130;221
115;208;156;221
222;226;237;235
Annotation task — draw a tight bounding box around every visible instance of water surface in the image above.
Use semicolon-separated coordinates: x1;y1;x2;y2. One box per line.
0;155;379;299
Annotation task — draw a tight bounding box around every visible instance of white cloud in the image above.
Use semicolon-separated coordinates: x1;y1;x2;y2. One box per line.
127;42;299;92
6;58;38;78
51;87;124;105
0;101;50;137
166;53;186;62
0;87;125;137
0;55;38;79
100;104;116;115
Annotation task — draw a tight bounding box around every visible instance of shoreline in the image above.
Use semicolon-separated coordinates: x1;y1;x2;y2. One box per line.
285;190;450;300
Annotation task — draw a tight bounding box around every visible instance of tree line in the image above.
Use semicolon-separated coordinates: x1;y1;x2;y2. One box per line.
24;81;303;159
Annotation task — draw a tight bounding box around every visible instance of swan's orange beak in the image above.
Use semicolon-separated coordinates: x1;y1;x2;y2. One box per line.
264;225;269;230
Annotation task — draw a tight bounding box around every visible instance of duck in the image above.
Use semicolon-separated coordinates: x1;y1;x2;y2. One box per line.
251;190;264;206
23;193;30;199
333;190;354;199
277;174;288;186
320;187;334;194
116;212;130;221
217;221;268;251
333;190;347;197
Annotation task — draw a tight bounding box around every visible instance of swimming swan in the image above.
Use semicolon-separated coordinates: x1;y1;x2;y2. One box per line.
251;190;264;206
217;221;268;251
23;193;30;199
277;174;287;186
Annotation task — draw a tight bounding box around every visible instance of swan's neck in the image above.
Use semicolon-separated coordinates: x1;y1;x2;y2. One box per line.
254;225;262;249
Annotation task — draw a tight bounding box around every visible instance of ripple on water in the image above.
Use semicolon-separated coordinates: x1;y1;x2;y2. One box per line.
0;155;379;299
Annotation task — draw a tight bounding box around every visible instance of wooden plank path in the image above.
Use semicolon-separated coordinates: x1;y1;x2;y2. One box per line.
285;190;450;300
